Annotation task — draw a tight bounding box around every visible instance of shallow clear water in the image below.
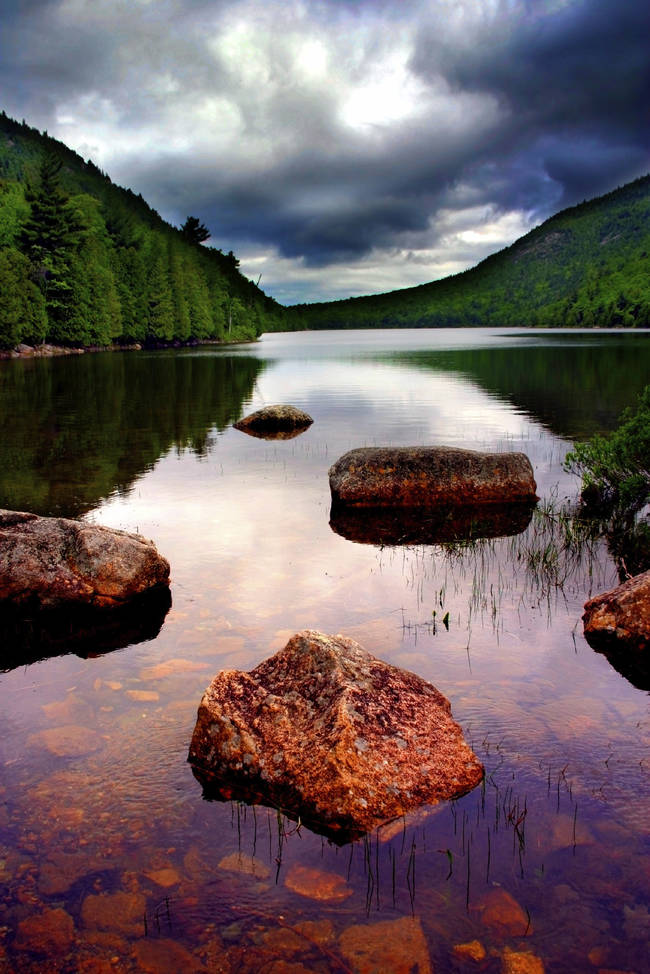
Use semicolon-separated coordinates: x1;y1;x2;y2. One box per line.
0;328;648;973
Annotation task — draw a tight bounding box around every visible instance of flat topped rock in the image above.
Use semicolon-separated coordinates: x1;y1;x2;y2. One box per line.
234;404;313;437
329;446;537;508
0;509;170;611
188;630;483;841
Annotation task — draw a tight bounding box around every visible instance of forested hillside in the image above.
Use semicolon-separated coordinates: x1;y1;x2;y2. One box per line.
289;174;650;330
0;112;286;349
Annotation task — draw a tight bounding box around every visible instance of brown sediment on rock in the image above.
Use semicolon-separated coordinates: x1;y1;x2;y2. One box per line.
234;404;313;437
329;446;537;508
330;500;535;546
582;569;650;689
188;630;483;841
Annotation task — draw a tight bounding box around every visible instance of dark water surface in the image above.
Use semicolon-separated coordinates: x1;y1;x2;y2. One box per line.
0;328;648;973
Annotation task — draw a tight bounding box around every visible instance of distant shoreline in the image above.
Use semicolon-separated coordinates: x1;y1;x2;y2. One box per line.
0;336;256;361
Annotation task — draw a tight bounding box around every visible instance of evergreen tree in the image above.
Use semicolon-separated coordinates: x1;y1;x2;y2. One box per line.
181;215;210;245
18;152;82;337
0;249;47;347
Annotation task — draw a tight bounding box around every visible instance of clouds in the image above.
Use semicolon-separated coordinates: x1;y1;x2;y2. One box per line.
1;0;648;303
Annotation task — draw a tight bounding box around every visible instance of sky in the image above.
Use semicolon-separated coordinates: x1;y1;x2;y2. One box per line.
1;0;648;305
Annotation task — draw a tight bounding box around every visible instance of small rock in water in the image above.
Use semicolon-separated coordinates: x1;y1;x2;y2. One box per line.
132;938;208;973
453;940;487;962
475;887;532;937
81;891;146;937
338;916;433;974
218;851;271;880
29;725;103;758
501;947;545;974
284;864;352;902
234;404;313;438
13;907;75;954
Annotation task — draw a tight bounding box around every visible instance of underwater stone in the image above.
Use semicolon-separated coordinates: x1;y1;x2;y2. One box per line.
188;630;483;840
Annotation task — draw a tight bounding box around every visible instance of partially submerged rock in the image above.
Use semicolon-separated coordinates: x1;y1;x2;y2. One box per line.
0;509;170;610
188;630;483;841
234;404;313;438
0;510;170;666
329;446;537;508
583;569;650;689
330;501;535;546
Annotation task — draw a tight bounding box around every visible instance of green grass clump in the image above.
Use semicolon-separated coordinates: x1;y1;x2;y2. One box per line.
564;385;650;513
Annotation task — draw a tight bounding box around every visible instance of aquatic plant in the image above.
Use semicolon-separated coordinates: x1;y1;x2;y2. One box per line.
564;384;650;514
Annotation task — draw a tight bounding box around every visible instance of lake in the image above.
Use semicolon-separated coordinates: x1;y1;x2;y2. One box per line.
0;327;648;973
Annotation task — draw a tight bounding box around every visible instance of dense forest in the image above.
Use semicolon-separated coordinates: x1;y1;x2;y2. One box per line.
0;112;286;349
289;174;650;330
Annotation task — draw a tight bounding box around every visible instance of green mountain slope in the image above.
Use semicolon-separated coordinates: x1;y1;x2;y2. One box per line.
0;112;286;349
289;174;650;330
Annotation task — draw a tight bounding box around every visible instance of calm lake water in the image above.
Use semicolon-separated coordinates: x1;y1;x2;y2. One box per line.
0;328;648;973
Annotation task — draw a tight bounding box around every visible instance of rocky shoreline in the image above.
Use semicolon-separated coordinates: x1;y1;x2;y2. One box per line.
0;336;252;360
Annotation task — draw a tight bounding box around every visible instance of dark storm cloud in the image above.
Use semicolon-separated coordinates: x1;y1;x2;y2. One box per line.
0;0;648;301
411;0;650;208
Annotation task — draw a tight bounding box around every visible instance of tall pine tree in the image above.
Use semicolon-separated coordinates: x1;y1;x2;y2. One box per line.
19;152;82;339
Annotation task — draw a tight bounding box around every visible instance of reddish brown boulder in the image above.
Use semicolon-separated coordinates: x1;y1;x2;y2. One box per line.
234;404;313;438
583;570;650;650
329;446;537;508
188;630;483;840
583;570;650;688
0;509;170;611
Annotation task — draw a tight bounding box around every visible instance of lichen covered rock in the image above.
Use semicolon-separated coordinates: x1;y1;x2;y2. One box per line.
188;630;483;840
329;446;537;508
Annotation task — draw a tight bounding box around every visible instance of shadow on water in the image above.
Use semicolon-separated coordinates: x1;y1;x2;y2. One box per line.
0;585;172;672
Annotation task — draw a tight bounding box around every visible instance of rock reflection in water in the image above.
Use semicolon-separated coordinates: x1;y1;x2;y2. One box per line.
329;501;536;546
233;425;310;440
0;584;172;672
583;630;650;691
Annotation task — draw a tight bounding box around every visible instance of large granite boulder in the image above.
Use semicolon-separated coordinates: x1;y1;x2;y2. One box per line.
188;630;483;841
234;404;313;438
0;510;170;611
583;569;650;689
329;446;537;507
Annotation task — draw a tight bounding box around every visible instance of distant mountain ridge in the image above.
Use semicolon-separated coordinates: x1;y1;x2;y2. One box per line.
289;174;650;330
0;111;286;349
